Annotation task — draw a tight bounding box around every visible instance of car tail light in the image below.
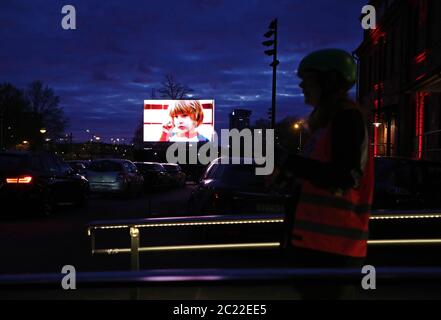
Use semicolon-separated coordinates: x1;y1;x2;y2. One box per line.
6;176;33;184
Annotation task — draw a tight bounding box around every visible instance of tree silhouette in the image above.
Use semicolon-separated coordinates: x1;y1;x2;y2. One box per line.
158;74;194;99
26;81;68;139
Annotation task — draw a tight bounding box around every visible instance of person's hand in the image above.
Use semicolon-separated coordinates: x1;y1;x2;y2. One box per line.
159;119;174;141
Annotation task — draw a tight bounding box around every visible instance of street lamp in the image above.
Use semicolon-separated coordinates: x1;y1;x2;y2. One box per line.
262;18;279;129
293;122;303;152
40;128;47;134
373;122;381;128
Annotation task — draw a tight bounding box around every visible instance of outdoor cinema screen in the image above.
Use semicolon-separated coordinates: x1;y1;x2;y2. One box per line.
143;100;215;142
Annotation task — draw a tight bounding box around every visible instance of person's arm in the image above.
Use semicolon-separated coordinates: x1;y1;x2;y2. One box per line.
279;109;366;190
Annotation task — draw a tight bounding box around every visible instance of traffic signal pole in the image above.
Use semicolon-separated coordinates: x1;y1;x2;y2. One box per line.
271;20;278;130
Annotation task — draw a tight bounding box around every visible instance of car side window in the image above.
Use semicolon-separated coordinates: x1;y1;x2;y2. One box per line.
129;162;138;173
122;162;132;173
41;154;60;174
55;156;72;175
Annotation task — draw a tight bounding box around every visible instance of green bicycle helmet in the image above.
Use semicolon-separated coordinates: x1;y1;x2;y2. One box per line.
298;49;357;89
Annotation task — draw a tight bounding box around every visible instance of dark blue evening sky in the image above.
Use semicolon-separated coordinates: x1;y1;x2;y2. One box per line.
0;0;367;142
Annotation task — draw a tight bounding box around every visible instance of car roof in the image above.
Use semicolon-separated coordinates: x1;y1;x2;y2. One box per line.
134;161;161;165
91;158;129;163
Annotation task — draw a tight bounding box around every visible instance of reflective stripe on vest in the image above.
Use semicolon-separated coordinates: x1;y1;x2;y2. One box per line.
291;121;374;258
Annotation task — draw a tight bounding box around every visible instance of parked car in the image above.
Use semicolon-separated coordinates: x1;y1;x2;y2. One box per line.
162;163;186;187
187;158;292;215
0;150;90;216
373;157;441;210
134;162;170;190
85;159;144;196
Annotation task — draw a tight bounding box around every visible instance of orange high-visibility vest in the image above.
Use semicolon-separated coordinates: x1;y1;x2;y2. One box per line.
291;123;374;258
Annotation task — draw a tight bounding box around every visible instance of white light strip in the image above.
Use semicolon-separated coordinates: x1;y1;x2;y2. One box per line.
368;239;441;245
88;213;441;233
93;238;441;255
91;219;284;231
93;242;281;255
371;214;441;220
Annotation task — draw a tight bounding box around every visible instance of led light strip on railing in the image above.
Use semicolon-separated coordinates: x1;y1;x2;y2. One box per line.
87;212;441;234
368;239;441;245
88;218;284;231
93;242;281;255
371;213;441;220
92;239;441;255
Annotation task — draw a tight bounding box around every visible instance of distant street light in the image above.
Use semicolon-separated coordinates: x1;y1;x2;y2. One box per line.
22;140;29;144
293;122;303;152
95;136;101;141
373;122;382;128
40;128;47;134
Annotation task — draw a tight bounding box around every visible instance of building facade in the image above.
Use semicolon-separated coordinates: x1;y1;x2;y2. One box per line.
356;0;441;160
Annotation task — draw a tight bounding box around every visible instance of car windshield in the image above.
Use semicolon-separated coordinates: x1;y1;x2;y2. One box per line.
137;163;161;171
88;161;122;172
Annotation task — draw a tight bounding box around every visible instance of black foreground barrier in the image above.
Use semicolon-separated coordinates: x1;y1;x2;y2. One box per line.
1;267;441;300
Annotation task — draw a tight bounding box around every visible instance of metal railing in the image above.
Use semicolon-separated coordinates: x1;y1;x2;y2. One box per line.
87;210;441;272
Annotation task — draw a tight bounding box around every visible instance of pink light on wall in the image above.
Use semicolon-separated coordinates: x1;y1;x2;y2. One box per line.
416;92;429;160
374;99;379;157
414;52;427;65
370;28;386;45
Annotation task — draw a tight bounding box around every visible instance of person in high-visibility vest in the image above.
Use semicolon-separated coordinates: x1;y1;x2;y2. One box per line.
272;49;375;299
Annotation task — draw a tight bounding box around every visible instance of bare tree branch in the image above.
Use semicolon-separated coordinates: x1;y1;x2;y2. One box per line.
158;74;193;99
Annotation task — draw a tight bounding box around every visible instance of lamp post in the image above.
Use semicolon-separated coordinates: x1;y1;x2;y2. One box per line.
293;122;303;152
262;18;279;129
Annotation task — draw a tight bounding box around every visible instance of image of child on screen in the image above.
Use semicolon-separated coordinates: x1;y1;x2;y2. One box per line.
159;100;209;142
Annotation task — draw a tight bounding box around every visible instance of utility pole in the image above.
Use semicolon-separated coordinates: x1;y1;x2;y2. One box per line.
262;18;279;129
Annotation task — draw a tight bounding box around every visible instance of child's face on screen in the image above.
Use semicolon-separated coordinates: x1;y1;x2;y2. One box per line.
173;114;197;136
